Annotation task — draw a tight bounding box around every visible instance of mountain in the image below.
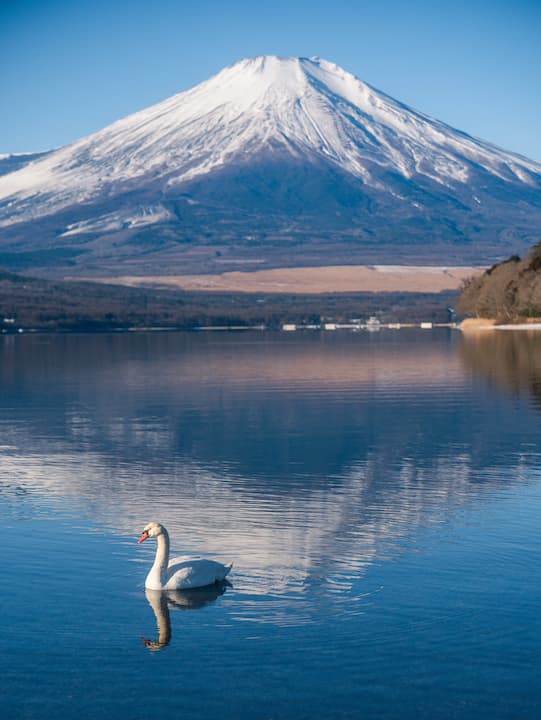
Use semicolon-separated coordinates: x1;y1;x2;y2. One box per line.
0;56;540;277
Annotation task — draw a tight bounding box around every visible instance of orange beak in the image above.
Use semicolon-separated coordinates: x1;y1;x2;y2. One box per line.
137;531;149;544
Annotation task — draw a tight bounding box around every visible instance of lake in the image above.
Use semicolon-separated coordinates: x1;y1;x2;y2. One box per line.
1;329;540;719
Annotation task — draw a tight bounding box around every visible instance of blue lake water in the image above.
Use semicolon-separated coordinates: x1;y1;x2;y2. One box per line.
1;329;540;719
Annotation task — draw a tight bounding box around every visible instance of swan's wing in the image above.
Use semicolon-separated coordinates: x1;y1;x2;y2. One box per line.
165;558;231;590
169;555;200;567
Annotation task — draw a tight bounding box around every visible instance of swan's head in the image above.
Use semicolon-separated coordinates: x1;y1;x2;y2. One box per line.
137;521;165;544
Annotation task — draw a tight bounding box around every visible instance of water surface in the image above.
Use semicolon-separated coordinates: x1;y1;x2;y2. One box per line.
1;329;540;719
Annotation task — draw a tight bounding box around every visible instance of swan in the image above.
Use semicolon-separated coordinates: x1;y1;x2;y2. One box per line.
137;522;232;590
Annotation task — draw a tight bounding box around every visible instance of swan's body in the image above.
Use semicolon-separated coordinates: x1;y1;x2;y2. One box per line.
138;522;232;590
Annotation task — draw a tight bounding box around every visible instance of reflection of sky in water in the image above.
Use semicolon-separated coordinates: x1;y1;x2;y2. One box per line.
1;330;541;620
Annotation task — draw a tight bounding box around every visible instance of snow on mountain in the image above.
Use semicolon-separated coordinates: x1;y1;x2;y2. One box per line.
0;56;540;275
0;150;51;178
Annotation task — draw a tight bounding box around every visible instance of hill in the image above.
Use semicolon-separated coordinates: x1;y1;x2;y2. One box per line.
458;243;541;321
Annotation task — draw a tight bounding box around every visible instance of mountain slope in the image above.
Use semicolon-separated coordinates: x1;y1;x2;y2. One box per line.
0;151;51;177
1;56;540;277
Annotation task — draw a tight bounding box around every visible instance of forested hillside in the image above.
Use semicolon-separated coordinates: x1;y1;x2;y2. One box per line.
458;243;541;321
0;269;458;332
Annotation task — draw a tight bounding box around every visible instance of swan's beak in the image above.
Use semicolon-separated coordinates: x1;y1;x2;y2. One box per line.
137;531;149;544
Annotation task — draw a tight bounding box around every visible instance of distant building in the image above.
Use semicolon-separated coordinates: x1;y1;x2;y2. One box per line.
366;317;381;331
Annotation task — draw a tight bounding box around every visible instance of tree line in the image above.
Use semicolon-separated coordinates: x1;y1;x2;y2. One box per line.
458;242;541;321
0;268;458;331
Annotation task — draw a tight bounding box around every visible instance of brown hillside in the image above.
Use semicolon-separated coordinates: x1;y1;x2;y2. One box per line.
458;243;541;321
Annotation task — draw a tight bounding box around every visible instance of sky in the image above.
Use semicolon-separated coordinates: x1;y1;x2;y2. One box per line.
1;0;540;160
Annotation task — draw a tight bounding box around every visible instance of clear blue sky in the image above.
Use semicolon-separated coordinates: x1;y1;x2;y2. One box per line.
1;0;540;160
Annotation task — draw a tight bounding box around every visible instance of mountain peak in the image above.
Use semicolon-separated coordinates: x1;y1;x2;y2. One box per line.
204;55;371;110
0;55;385;217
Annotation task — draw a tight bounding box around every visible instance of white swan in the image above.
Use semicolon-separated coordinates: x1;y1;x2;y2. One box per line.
137;522;232;590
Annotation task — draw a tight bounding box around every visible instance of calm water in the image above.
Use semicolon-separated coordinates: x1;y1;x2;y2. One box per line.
1;329;540;719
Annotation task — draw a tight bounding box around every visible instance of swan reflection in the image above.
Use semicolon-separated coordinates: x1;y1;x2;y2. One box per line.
143;583;229;651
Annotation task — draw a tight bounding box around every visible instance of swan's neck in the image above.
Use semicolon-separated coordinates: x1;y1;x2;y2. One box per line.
145;529;170;590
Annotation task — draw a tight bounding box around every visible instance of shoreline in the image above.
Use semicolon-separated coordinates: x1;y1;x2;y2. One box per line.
460;318;541;331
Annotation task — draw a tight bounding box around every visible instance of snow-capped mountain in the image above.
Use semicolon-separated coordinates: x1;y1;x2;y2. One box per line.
1;56;540;276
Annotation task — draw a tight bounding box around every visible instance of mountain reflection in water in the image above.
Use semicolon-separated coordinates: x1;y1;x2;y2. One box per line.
1;331;540;621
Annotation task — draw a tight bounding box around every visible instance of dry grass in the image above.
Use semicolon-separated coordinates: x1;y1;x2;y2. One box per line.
91;265;483;295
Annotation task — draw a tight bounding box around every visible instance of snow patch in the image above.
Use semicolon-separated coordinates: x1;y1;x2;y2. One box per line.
60;205;173;236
